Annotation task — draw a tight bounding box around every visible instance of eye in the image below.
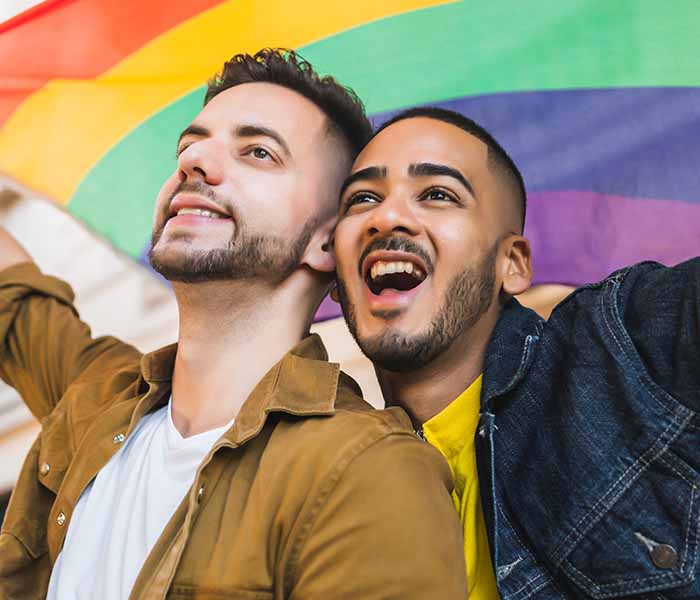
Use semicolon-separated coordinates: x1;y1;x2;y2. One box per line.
251;147;272;160
343;192;379;213
421;188;457;203
175;143;191;159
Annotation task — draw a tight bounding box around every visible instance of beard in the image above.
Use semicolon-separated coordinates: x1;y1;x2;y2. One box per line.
337;241;498;373
148;218;317;284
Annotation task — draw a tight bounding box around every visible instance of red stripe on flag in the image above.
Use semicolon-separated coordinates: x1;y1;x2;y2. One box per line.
0;0;226;125
0;0;70;34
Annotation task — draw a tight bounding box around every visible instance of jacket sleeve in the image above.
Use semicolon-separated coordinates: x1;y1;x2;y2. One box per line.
289;433;468;599
623;257;700;412
0;262;138;420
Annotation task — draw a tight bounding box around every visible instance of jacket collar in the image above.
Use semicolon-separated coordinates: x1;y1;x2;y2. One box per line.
481;298;544;408
138;334;340;445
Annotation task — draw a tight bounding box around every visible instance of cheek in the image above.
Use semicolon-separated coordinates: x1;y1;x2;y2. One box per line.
333;219;363;279
429;212;488;259
153;175;179;223
242;171;306;232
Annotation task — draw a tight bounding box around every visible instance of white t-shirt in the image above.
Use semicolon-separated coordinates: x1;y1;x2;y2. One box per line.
47;399;232;600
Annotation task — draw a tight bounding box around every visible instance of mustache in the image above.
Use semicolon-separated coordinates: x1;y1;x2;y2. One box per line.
357;236;433;277
168;181;228;212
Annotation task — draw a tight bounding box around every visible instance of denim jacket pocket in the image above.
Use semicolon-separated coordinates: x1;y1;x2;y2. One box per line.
562;449;700;598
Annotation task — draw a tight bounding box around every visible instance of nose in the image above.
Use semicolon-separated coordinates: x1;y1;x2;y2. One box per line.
367;193;421;238
177;138;224;186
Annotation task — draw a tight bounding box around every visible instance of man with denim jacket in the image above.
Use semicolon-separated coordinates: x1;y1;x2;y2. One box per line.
333;105;700;599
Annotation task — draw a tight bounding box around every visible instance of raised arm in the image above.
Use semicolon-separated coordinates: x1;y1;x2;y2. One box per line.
289;433;467;599
0;227;139;420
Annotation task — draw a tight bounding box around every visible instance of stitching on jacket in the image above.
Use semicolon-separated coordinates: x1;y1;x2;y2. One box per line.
563;480;698;594
606;268;696;421
552;410;691;565
550;271;694;560
497;504;565;600
657;452;696;488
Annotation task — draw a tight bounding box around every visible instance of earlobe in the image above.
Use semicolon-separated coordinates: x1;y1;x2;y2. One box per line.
501;235;533;296
302;219;337;275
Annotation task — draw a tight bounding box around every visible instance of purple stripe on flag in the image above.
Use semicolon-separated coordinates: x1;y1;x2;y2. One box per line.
527;190;699;285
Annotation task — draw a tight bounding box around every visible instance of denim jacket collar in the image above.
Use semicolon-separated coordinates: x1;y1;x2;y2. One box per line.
481;298;545;409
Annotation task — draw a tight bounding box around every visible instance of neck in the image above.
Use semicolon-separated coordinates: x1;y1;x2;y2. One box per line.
377;308;499;428
170;278;318;437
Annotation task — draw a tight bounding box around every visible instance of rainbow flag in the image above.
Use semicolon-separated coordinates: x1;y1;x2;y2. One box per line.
1;0;698;314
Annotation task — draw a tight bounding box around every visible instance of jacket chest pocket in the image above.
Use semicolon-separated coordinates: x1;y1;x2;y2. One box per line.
562;449;700;598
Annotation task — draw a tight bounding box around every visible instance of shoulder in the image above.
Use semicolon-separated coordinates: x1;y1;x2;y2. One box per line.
266;377;452;491
550;258;699;317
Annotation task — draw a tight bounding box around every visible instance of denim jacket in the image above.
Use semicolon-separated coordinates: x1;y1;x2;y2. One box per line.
476;259;700;599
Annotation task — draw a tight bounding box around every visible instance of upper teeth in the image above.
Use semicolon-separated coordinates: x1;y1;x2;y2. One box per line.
177;208;223;219
370;260;424;280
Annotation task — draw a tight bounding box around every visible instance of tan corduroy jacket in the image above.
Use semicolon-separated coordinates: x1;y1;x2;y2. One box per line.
0;263;467;599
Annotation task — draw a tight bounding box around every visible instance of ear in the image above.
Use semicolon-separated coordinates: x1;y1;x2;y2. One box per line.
500;235;533;296
302;217;336;275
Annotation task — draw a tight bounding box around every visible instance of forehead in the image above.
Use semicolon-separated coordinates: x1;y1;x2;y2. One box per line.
195;81;328;141
353;117;489;178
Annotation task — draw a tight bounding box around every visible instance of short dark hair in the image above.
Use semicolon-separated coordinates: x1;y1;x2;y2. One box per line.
377;106;526;231
205;48;372;158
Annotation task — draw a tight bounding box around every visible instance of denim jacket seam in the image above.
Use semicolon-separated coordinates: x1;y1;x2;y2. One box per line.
564;466;697;593
565;560;683;596
508;574;554;600
486;333;540;406
496;502;553;600
657;451;698;488
558;419;698;595
656;454;699;575
552;409;693;566
605;266;697;421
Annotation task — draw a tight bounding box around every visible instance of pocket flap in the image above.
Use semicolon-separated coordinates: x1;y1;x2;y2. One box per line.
563;451;699;598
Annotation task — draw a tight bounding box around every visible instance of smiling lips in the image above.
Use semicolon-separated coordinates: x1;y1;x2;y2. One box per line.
166;194;232;227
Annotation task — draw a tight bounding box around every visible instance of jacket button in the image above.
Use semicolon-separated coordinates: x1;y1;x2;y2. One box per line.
40;462;51;475
651;544;678;569
113;433;126;444
56;512;66;527
197;485;205;502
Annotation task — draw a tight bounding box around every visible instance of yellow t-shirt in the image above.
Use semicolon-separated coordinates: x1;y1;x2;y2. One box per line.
422;375;500;599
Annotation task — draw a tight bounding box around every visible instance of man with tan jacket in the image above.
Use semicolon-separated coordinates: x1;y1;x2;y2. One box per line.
0;50;466;599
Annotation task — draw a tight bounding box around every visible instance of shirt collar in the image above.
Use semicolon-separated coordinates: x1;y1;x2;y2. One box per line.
482;298;544;408
138;334;340;445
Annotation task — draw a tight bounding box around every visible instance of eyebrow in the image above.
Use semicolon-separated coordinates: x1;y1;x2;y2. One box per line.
235;124;291;157
339;166;388;198
177;124;210;147
176;124;291;157
408;162;475;197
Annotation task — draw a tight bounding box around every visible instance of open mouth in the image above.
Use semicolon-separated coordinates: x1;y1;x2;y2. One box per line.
365;259;427;296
